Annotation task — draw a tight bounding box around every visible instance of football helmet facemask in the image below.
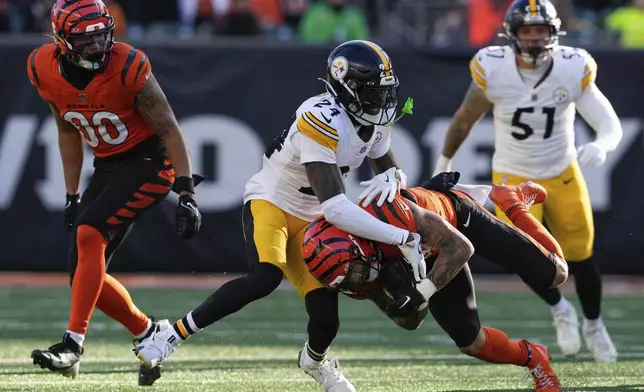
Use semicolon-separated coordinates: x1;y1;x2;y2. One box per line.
501;0;564;66
51;0;115;73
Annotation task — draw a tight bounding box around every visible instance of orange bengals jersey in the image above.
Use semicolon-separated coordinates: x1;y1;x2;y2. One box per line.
362;187;458;259
27;42;155;158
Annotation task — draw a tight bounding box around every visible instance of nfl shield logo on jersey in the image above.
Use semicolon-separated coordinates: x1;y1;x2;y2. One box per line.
552;88;569;104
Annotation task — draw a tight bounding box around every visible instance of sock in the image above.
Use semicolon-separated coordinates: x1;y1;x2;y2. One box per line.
190;263;283;328
95;274;150;337
65;330;86;347
552;296;572;313
474;327;530;366
172;311;202;342
506;206;564;258
584;317;603;330
306;341;328;362
68;225;107;335
135;318;153;340
530;286;564;307
305;288;339;358
569;259;602;320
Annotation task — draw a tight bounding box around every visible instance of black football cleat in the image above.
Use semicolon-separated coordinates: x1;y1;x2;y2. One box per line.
31;333;83;378
138;365;162;386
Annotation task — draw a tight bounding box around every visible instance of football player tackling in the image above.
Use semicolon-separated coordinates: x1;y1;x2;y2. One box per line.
434;0;621;361
135;41;464;392
28;0;201;383
304;176;567;391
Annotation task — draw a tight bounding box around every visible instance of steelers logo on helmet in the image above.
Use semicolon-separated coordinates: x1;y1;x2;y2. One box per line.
330;56;348;81
501;0;564;67
323;40;399;127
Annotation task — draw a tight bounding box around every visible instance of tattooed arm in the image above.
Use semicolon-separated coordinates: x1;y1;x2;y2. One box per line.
135;73;193;188
407;201;474;290
441;82;492;159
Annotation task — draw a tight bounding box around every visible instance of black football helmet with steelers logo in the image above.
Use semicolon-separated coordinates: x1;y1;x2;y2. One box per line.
323;40;399;126
501;0;564;65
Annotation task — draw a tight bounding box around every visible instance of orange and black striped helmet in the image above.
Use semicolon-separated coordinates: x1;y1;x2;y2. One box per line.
302;217;382;291
50;0;115;72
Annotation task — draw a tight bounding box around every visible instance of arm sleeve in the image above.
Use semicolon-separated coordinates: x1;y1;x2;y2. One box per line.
322;194;409;245
575;83;623;153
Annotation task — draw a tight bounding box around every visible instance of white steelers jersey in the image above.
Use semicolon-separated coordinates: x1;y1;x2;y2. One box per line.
470;45;597;179
244;93;392;222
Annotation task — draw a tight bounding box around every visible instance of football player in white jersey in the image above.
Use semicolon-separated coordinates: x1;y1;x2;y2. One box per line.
433;0;621;362
134;41;464;391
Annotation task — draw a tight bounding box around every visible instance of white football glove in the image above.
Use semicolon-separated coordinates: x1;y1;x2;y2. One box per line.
576;142;606;167
359;167;407;207
397;233;426;282
432;154;452;177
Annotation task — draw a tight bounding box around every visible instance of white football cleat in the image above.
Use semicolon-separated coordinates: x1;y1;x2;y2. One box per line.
583;319;617;362
551;303;581;356
298;349;356;392
134;320;178;369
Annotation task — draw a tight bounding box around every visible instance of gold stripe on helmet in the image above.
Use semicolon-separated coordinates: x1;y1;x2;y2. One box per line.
528;0;538;16
360;41;392;77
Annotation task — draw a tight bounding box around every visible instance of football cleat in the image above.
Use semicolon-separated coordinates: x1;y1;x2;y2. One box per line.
298;348;356;392
489;181;547;215
134;319;177;369
551;303;581;356
31;333;83;378
523;340;561;392
583;319;617;362
134;318;171;386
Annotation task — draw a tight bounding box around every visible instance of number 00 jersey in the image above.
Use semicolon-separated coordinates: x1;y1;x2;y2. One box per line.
27;42;155;158
244;93;392;222
470;45;597;179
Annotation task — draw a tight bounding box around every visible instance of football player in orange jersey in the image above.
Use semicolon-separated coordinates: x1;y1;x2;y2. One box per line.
27;0;201;382
302;175;568;392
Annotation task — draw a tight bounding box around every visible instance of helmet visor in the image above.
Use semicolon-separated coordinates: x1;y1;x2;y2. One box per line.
68;29;113;57
358;83;399;116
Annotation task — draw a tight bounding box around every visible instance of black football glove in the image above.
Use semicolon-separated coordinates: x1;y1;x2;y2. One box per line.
64;193;80;231
176;194;202;238
174;176;202;239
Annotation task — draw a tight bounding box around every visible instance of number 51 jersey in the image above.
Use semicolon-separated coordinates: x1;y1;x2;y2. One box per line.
27;42;155;158
244;93;392;222
470;45;597;179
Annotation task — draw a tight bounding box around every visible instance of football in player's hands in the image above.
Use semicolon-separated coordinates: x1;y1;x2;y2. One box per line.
381;258;426;317
380;257;415;292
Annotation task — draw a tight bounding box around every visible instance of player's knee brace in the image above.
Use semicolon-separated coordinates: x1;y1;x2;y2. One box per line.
305;288;340;353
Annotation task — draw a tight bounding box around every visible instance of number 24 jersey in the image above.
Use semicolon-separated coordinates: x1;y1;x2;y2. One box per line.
244;93;392;222
470;45;598;179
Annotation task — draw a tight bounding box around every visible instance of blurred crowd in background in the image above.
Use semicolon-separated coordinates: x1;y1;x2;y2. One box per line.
1;0;644;49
